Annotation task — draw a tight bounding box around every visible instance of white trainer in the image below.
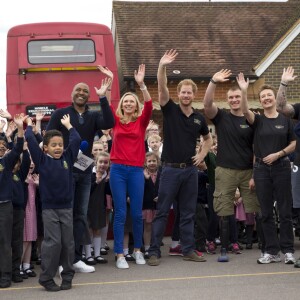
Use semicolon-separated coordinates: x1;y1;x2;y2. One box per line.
58;265;63;279
132;251;146;265
73;260;95;273
257;253;281;264
116;257;129;269
284;253;296;264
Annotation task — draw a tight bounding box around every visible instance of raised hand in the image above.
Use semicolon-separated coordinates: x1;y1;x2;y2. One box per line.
14;114;28;128
212;69;232;83
159;49;178;66
281;66;297;84
5;121;17;138
236;72;249;91
0;109;12;120
134;64;146;85
0;119;6;131
35;111;45;121
61;114;72;129
97;65;114;80
94;77;112;97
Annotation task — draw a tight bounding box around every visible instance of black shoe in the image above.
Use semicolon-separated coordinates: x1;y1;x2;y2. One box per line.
124;254;135;262
85;256;97;266
23;268;37;277
60;280;72;290
100;248;108;255
36;257;42;265
95;256;108;264
39;279;61;292
0;279;11;288
246;244;253;250
20;270;29;279
12;272;23;283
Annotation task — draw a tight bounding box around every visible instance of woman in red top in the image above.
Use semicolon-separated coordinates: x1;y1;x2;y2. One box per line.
98;64;152;269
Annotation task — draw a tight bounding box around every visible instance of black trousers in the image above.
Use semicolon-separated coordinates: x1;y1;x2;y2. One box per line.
254;159;294;255
0;202;13;281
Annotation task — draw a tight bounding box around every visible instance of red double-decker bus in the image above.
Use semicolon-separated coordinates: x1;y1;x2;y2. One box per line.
6;22;120;119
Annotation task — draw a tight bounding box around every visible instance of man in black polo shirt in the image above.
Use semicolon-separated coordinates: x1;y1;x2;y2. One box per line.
148;49;212;266
203;69;260;262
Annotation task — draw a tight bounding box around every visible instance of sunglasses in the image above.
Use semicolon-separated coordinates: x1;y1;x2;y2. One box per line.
79;115;84;125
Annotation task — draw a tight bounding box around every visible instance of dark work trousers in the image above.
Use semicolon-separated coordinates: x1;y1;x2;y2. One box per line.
171;200;180;241
206;184;219;242
254;159;294;255
72;173;92;263
39;208;75;283
149;166;198;257
0;202;13;281
195;203;208;249
11;208;24;274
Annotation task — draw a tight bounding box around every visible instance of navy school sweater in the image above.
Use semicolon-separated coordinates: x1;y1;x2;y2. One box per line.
25;126;81;210
0;137;24;203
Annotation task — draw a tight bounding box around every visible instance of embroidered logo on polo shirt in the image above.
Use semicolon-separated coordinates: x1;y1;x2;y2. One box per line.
240;125;249;129
275;125;284;129
13;174;20;181
194;118;201;125
63;161;69;169
0;164;3;172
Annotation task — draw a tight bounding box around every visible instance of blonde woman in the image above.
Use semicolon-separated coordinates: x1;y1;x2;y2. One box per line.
97;64;152;269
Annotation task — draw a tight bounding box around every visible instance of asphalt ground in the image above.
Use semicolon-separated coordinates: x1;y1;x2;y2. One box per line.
1;237;300;300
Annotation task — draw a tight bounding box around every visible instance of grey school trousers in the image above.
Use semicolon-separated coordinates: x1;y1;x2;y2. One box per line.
39;208;75;283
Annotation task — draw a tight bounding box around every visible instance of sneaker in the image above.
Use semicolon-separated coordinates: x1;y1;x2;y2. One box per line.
257;253;281;264
169;245;183;256
73;260;95;273
58;266;63;279
230;243;242;254
218;248;229;262
132;251;146;265
284;253;296;264
183;250;206;262
294;258;300;268
147;255;160;266
124;254;135;262
116;257;129;269
206;241;216;254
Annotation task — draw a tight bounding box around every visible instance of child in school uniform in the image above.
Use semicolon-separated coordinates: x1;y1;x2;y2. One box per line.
25;114;81;292
85;151;110;265
142;152;160;258
11;143;31;282
0;114;25;289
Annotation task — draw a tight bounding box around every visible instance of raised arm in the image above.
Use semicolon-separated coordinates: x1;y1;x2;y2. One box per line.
94;77;112;105
236;72;255;124
134;64;151;102
203;69;232;119
97;65;113;105
157;49;178;107
276;66;297;117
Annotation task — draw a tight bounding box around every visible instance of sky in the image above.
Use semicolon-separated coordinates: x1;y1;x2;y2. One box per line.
0;0;287;110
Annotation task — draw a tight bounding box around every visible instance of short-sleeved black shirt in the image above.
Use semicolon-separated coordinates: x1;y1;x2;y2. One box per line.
211;109;254;169
251;113;295;158
293;103;300;166
161;100;209;163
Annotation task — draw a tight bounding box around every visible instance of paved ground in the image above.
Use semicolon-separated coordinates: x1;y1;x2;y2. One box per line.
1;237;300;300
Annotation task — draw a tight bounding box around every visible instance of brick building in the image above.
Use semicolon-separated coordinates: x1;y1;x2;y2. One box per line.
112;0;300;128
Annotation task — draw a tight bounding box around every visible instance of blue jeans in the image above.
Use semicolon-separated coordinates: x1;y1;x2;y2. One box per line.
254;158;294;255
110;163;145;254
72;172;92;262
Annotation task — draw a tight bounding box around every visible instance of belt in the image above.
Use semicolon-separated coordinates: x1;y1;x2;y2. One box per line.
163;162;194;169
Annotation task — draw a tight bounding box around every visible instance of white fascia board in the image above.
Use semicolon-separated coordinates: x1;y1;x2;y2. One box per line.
254;22;300;77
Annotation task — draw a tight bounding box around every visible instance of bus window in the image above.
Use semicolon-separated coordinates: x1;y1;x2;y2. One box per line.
28;39;96;64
